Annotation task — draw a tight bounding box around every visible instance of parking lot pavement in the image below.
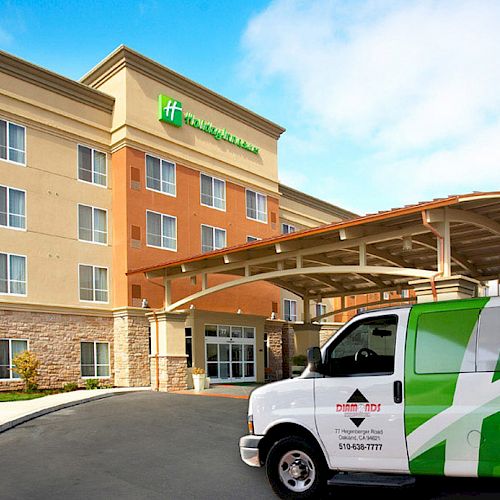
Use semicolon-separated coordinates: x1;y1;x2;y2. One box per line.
0;391;497;500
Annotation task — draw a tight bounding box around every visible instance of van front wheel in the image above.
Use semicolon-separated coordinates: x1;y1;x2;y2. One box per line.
266;436;326;499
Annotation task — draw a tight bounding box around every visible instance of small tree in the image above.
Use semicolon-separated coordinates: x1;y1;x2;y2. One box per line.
13;351;40;393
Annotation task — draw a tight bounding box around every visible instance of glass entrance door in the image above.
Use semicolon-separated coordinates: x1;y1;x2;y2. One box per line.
205;324;256;383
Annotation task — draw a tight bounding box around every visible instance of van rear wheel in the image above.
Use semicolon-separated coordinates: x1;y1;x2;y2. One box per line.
266;436;327;499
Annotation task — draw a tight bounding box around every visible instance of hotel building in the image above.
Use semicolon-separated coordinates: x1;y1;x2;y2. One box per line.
0;46;355;390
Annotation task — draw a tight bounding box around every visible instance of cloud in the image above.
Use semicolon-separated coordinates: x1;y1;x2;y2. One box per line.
242;0;500;210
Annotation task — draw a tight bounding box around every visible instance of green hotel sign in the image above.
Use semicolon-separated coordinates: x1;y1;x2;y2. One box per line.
158;94;260;155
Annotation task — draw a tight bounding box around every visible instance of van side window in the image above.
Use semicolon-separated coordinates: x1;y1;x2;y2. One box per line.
415;309;479;374
323;315;397;377
477;307;500;372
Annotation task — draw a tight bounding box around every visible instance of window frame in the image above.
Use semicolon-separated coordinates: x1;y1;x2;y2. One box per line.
201;224;227;253
0;252;27;297
281;223;296;234
145;153;176;197
200;172;226;211
245;189;267;223
146;209;177;252
316;303;327;323
78;264;109;304
77;204;108;245
77;144;108;188
80;341;110;379
283;298;298;322
0;118;26;166
0;184;26;231
0;338;29;380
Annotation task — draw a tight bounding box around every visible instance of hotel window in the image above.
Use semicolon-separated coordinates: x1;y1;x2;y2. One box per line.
78;205;107;244
0;185;25;229
383;291;390;300
246;235;260;242
200;173;225;210
146;210;177;251
80;341;110;378
246;189;267;222
0;339;28;379
201;224;226;253
402;289;410;299
0;253;26;295
282;223;296;234
316;303;327;323
78;145;107;186
284;299;297;322
146;154;176;196
0;119;26;165
79;265;108;303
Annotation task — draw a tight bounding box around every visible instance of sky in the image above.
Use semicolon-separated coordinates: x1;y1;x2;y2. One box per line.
1;0;500;214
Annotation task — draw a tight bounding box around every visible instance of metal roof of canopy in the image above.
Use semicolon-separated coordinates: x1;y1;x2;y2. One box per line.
129;192;500;312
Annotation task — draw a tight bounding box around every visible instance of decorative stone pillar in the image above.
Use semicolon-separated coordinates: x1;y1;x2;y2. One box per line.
282;323;296;379
265;319;285;380
409;275;482;303
293;323;321;356
113;307;150;387
146;310;189;392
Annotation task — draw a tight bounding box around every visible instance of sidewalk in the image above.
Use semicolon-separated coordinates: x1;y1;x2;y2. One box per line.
0;387;150;433
175;383;261;400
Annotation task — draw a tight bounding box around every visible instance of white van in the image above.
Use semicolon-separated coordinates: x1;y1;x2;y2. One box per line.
239;297;499;498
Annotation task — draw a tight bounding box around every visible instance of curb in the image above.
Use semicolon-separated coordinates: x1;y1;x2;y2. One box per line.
175;390;249;400
0;390;137;434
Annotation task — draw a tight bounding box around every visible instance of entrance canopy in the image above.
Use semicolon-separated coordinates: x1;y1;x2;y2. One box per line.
130;192;500;315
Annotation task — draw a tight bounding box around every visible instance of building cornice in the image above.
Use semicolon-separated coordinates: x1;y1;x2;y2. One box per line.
0;301;113;317
279;183;358;221
81;45;286;140
0;50;115;113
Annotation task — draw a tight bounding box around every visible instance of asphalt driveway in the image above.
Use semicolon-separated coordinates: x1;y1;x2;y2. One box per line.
0;392;497;499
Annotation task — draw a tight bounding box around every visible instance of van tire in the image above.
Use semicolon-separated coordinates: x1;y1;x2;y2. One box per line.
265;436;327;499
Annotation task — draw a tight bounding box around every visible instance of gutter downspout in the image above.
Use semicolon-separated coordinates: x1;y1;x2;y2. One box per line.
421;210;445;301
151;310;160;392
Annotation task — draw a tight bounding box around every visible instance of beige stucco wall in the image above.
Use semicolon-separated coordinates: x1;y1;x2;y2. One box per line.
187;309;266;383
0;70;113;309
92;66;279;195
280;196;342;229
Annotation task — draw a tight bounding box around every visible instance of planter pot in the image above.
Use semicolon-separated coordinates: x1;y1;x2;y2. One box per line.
204;376;211;389
193;374;206;392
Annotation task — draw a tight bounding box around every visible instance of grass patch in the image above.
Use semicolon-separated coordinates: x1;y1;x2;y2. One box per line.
0;389;62;402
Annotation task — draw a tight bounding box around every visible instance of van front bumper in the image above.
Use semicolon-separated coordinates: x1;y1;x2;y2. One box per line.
239;435;264;467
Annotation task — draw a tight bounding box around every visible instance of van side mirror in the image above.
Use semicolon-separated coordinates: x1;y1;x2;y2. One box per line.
307;347;322;373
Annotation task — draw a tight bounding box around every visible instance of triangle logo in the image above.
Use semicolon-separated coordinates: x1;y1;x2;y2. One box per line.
347;389;369;403
350;418;365;428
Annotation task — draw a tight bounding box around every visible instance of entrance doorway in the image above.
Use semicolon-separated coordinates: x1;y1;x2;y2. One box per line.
205;324;256;383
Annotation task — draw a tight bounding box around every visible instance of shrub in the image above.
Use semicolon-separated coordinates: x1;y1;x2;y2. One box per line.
12;351;40;393
62;382;79;392
85;379;100;390
291;354;308;366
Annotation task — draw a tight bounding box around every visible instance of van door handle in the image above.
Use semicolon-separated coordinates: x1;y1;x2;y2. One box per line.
393;381;403;404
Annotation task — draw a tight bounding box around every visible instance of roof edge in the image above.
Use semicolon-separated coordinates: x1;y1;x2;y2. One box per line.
0;50;115;113
129;191;491;276
81;45;286;140
279;183;358;220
